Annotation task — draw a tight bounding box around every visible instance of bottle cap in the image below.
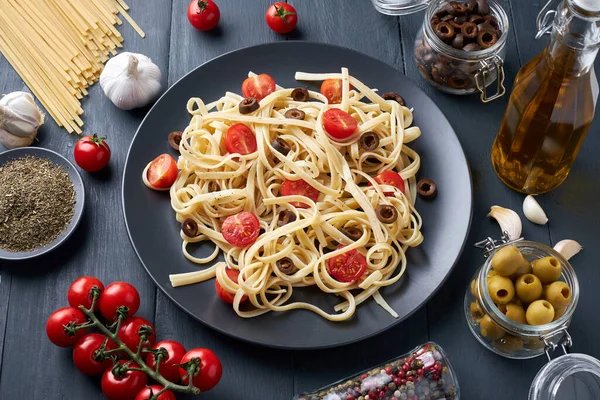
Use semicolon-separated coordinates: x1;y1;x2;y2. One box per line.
574;0;600;12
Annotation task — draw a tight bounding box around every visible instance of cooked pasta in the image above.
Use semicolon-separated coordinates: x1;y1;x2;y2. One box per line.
167;68;424;321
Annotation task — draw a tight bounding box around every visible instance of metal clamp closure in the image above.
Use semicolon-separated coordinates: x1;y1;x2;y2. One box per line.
474;231;524;258
475;56;506;103
536;0;558;39
541;326;573;362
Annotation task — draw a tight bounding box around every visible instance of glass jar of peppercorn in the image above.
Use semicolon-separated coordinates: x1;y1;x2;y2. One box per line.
413;0;509;102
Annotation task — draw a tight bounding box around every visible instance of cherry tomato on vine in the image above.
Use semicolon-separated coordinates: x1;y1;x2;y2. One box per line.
135;386;176;400
215;268;249;304
221;211;260;247
320;79;354;104
242;74;276;101
280;179;320;208
46;307;87;347
73;333;116;376
145;340;187;383
68;276;104;310
179;348;222;392
98;281;141;321
327;246;368;283
101;360;148;400
224;123;257;155
187;0;220;31
74;134;111;172
323;109;358;142
372;170;405;196
118;316;156;353
266;2;298;34
146;154;178;189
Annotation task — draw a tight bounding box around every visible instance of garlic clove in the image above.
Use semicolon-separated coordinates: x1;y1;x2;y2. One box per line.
523;195;548;225
0;128;37;149
488;205;522;240
554;240;582;261
0;91;44;137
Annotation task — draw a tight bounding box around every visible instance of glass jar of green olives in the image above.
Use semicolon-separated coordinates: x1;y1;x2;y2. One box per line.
464;240;579;359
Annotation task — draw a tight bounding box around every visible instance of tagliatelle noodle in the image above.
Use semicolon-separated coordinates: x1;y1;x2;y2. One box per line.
167;68;424;321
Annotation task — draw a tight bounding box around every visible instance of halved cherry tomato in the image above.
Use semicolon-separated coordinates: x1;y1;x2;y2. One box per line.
146;340;187;383
242;74;276;101
320;79;353;104
147;154;178;189
224;123;257;155
323;109;358;142
221;211;260;247
327;246;368;283
281;179;319;208
372;170;406;196
215;268;249;304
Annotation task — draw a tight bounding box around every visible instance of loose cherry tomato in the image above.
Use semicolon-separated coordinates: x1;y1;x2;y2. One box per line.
118;316;156;353
242;74;276;101
323;109;358;142
187;0;220;31
74;134;111;172
135;386;176;400
68;276;104;310
215;268;249;304
146;154;178;189
224;123;257;155
221;211;260;247
372;170;406;196
178;348;222;392
280;179;319;208
73;333;116;376
320;79;353;104
145;340;187;383
46;307;87;347
102;360;148;400
98;281;141;321
265;2;298;34
327;246;368;283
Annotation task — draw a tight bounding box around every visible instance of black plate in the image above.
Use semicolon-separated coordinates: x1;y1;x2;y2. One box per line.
0;147;85;261
123;42;472;349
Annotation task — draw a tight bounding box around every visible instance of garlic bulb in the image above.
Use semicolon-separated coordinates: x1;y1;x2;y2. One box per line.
100;52;162;110
523;195;548;225
0;91;44;149
488;205;522;240
554;240;583;261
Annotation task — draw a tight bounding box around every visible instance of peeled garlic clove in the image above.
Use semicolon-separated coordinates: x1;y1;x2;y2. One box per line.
488;205;522;240
554;240;582;261
0;91;44;138
523;195;548;225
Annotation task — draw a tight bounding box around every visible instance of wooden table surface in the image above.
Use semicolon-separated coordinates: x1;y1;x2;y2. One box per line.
1;1;599;399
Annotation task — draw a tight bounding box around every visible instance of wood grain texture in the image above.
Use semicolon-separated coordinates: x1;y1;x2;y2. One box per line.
0;268;11;376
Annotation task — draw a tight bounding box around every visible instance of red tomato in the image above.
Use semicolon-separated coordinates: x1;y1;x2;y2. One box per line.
74;134;111;172
281;179;320;208
135;386;176;400
73;333;116;376
372;170;406;196
68;276;104;310
320;79;353;104
187;0;220;31
146;154;178;189
242;74;276;101
46;307;87;347
118;316;156;353
98;281;141;321
221;211;260;247
145;340;187;383
178;348;222;392
323;109;358;141
265;2;298;34
327;246;368;283
224;123;257;155
102;360;148;400
215;268;249;304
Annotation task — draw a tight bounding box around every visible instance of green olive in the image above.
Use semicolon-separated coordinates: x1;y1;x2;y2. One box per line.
526;300;555;325
487;275;515;304
501;303;527;324
491;245;529;277
545;281;571;311
532;256;562;284
470;301;484;323
488;269;499;279
493;335;524;353
470;278;479;297
515;274;543;303
510;262;533;280
480;314;505;340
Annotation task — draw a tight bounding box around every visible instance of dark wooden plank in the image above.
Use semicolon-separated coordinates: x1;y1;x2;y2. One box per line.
0;2;172;398
0;268;11;375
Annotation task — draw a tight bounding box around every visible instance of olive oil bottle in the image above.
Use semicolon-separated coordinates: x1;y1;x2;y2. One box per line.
491;0;600;194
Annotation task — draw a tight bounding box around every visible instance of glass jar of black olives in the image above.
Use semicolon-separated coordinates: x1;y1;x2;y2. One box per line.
413;0;508;101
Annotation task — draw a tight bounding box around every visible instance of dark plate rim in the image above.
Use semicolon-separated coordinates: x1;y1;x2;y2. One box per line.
0;146;85;261
122;41;474;350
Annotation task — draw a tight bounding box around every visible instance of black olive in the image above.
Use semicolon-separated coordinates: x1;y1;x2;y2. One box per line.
272;137;291;156
435;21;455;42
284;108;306;120
461;22;478;38
239;97;259;114
341;227;363;241
359;132;380;151
291;87;310;102
375;205;398;224
463;42;482;52
476;0;491;15
382;92;406;107
452;33;465;49
417;178;437;200
277;209;296;227
207;181;220;192
168;131;182;151
276;257;298;275
477;28;499;48
181;218;198;237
